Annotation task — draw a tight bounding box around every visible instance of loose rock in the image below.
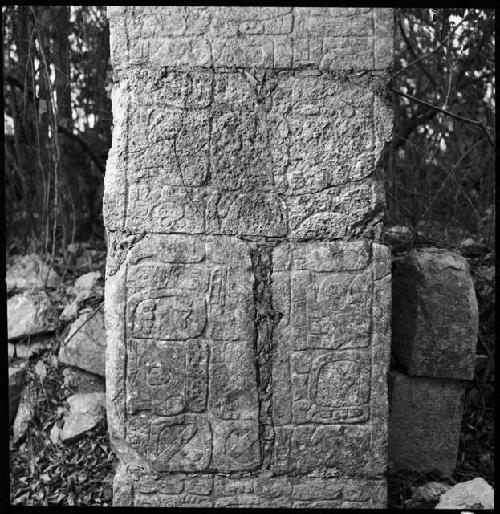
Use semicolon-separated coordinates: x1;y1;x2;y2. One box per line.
59;309;106;377
74;271;101;291
12;385;36;443
61;392;106;442
435;477;494;510
6;254;60;292
8;291;57;340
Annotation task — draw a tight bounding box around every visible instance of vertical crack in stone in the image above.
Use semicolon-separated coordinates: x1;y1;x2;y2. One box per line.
250;242;281;469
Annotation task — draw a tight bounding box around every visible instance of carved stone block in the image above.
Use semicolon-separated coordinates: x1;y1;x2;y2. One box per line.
105;6;393;508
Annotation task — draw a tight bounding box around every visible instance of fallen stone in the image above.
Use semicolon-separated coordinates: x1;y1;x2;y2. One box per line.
12;385;36;443
406;481;452;508
58;309;106;376
60;300;79;322
6;254;60;292
63;367;105;394
61;392;106;442
435;477;494;510
8;290;57;340
50;424;62;444
388;370;464;477
9;365;26;425
392;247;478;380
34;360;47;380
74;271;101;291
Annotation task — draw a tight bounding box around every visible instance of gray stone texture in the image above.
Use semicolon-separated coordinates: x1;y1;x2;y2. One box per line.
8;290;57;340
59;309;106;376
105;6;393;508
435;477;494;510
388;371;464;477
392;247;479;380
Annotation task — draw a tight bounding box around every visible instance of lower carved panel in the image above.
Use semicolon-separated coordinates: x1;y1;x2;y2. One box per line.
113;468;387;508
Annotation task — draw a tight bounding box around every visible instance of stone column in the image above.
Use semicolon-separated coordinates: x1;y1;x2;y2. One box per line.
104;7;394;508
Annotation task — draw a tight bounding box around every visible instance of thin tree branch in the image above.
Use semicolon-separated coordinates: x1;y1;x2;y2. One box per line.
5;73;106;173
391;88;495;149
397;19;437;87
392;16;466;81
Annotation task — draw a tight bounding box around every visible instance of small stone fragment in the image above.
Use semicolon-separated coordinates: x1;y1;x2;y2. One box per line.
435;478;494;510
34;360;47;380
12;385;36;443
50;424;62;444
74;271;101;291
60;300;79;322
6;254;60;292
59;309;106;376
61;392;106;442
8;290;57;340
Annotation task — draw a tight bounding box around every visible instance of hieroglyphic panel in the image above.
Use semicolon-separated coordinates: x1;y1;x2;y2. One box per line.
118;234;259;473
271;241;390;475
108;7;393;71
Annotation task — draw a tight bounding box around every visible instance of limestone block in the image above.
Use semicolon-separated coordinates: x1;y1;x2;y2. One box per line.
108;7;393;72
103;42;393;239
8;291;57;340
6;254;60;292
388;371;464;477
435;477;494;510
61;392;106;442
59;309;106;376
392;247;479;380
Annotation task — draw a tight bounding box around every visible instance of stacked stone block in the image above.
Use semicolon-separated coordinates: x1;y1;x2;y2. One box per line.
104;7;394;508
389;248;479;476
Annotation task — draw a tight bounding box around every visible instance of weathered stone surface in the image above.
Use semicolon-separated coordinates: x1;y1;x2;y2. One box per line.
59;309;106;376
392;247;479;380
388;371;464;477
271;241;391;476
12;385;35;443
8;291;57;340
63;367;105;394
74;271;101;291
9;365;26;425
105;6;393;508
6;254;60;292
113;466;387;508
435;477;494;510
61;392;106;442
108;7;393;73
405;481;452;509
